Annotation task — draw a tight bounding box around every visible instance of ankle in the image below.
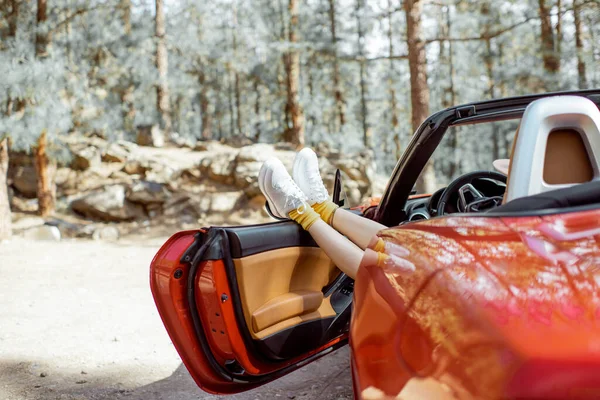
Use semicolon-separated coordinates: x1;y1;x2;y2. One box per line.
312;200;339;225
288;205;320;230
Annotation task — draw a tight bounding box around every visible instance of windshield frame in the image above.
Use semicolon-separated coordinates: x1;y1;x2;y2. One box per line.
374;89;600;227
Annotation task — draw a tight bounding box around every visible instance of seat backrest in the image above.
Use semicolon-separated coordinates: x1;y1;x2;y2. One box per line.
504;96;600;202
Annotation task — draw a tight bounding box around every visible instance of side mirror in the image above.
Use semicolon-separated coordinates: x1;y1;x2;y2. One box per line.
332;169;346;208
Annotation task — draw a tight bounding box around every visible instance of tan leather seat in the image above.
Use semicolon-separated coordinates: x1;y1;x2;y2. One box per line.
503;96;600;203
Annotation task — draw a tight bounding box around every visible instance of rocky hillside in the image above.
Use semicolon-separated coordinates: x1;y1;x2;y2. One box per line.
7;136;387;241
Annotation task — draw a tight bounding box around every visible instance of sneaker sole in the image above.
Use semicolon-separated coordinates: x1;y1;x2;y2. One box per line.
259;159;286;219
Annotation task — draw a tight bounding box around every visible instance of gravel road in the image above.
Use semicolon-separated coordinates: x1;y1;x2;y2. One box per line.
0;238;352;400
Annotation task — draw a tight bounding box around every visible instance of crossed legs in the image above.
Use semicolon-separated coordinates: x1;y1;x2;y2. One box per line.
259;149;387;279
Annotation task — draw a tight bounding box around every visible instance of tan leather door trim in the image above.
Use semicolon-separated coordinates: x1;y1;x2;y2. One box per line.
252;290;323;332
233;247;339;339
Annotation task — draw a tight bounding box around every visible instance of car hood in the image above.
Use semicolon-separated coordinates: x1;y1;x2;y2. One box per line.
351;209;600;399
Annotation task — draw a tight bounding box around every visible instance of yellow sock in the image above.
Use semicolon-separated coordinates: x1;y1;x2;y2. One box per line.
373;238;385;253
376;252;389;267
289;205;320;231
312;201;339;225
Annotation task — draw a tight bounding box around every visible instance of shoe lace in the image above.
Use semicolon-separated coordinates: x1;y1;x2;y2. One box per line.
273;175;307;213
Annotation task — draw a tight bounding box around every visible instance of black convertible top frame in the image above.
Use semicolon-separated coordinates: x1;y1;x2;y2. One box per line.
374;89;600;227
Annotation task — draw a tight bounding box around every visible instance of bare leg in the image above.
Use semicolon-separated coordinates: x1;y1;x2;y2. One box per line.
331;208;387;250
307;219;364;279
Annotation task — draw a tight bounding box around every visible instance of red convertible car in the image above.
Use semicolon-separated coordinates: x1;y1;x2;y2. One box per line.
150;90;600;399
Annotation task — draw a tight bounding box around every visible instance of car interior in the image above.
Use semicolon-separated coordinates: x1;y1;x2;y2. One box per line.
403;95;600;221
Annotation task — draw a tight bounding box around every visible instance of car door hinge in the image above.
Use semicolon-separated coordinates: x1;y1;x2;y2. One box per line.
455;105;476;119
224;360;246;376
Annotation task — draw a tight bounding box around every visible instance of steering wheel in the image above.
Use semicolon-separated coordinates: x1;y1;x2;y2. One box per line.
437;171;507;216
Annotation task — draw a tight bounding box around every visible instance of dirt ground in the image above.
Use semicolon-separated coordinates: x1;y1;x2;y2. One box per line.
0;238;353;400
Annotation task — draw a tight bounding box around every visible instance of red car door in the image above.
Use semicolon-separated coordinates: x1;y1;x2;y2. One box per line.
150;221;353;394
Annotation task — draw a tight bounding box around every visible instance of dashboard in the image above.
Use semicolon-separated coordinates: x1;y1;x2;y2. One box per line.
404;177;507;221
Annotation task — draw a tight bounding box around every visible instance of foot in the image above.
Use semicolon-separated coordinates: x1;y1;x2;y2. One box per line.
259;157;309;219
292;148;329;205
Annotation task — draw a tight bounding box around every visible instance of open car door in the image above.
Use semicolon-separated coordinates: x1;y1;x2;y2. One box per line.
150;220;354;394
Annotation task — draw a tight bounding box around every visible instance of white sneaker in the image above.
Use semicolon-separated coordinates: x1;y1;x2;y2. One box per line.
259;157;309;219
292;148;329;205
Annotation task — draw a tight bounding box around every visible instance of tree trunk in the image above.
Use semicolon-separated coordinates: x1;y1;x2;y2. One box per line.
7;0;19;38
356;0;370;148
538;0;560;77
121;0;132;36
405;0;434;193
387;0;400;159
199;69;212;140
155;0;172;138
0;138;11;241
573;0;587;89
35;0;49;57
282;0;305;148
33;131;56;217
556;0;562;56
254;80;261;141
328;0;345;132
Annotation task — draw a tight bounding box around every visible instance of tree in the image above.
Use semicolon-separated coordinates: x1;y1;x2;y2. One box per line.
405;0;435;193
155;0;172;138
0;137;10;240
34;0;56;217
282;0;305;147
538;0;560;79
573;0;587;89
328;0;345;133
355;0;370;148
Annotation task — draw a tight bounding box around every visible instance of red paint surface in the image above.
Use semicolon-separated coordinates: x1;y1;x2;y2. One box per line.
351;210;600;399
150;231;347;394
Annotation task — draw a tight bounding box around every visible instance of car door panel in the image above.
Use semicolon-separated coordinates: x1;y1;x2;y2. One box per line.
150;220;353;394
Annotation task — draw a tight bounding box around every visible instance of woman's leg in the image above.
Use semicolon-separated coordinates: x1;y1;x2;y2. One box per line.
331;208;386;250
290;148;387;250
307;219;364;279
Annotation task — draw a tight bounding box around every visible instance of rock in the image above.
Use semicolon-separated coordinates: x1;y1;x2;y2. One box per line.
172;134;195;148
71;185;144;222
122;160;149;176
21;225;61;241
12;217;45;231
233;161;262;189
101;143;130;163
163;194;201;218
194;141;218;152
221;135;254;148
45;218;88;238
235;143;275;163
92;226;120;241
126;181;170;205
136;125;164;147
199;192;243;213
11;166;37;198
200;152;236;184
71;146;101;171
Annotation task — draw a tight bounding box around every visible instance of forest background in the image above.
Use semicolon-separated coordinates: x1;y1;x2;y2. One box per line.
0;0;599;241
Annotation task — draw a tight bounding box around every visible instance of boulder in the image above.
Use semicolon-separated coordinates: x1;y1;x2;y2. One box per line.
71;146;101;171
71;185;144;222
233;161;262;189
235;143;275;163
21;225;61;241
92;225;120;241
221;135;254;148
10;166;38;198
101;142;130;163
136;125;164;147
163;194;201;219
122;160;150;176
198;191;244;213
126;181;170;205
12;216;45;231
200;152;236;184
